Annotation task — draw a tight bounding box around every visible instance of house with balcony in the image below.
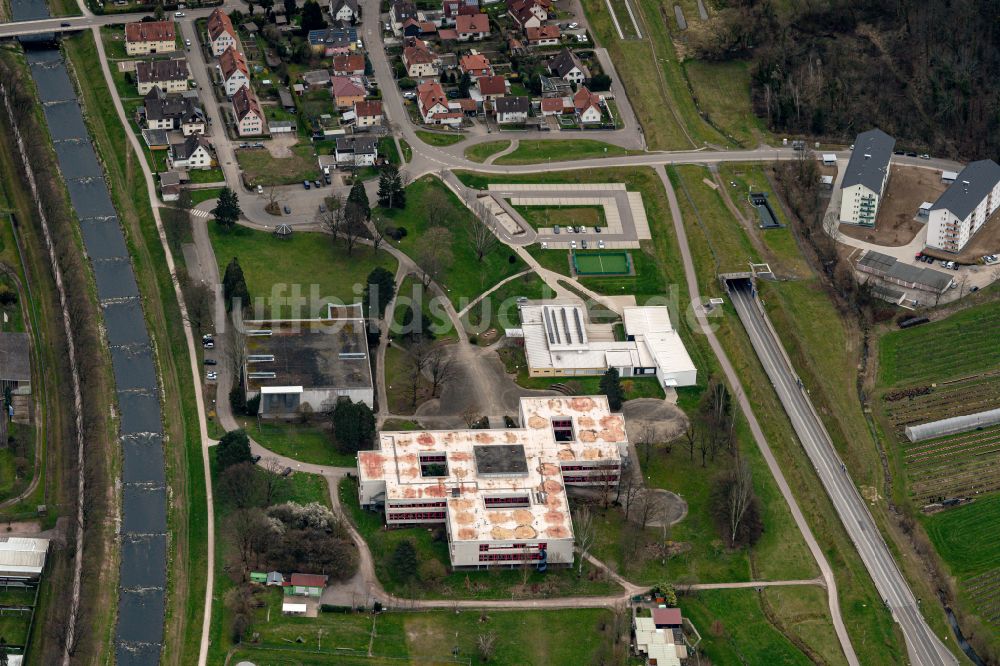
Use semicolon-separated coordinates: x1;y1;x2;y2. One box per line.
926;159;1000;253
839;128;894;226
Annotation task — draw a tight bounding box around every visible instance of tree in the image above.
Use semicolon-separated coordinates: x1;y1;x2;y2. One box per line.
700;376;734;460
406;342;436;407
391;539;419;580
573;505;596;575
217;429;252;471
370;212;389;253
331;397;376;453
219;462;265;509
0;637;7;666
589;73;612;91
212;187;242;229
222;257;250;312
259;0;274;14
224;584;257;643
282;0;296;15
467;213;499;262
681;420;698;462
634;422;657;467
318;194;345;242
348;179;371;220
414;227;454;287
425;343;456;397
342;199;368;255
365;266;396;319
377;164;406;209
477;631;498;662
300;0;326;32
228;507;273;575
599;367;624;411
458;71;472;97
711;453;763;548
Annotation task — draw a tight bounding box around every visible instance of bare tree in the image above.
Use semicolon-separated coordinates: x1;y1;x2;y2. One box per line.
218;462;264;508
318;194;345;242
461;403;481;428
573;505;596;575
727;452;755;547
341;200;369;256
415;227;454;287
476;631;498;662
681;421;698;462
619;473;643;522
633;489;664;530
407;343;435;408
425;343;457;397
467;213;500;262
634;422;657;467
260;457;291;505
423;187;457;229
370;212;389;253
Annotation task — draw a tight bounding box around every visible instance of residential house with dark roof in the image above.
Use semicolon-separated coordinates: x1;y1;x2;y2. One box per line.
125;20;175;55
135;58;189;95
390;0;418;35
168;135;214;170
232;87;267;136
142;87;205;134
219;45;250;97
307;26;359;56
335;135;379;166
494;96;530;124
839;128;895;226
547;48;586;84
927;159;1000;253
508;0;546;29
455;13;490;40
539;74;572;97
207;8;238;56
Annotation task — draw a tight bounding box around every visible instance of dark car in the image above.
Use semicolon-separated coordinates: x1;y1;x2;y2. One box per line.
60;21;71;26
594;226;601;233
906;151;917;157
280;467;293;477
251;455;262;464
203;358;217;366
283;205;291;214
314;179;322;188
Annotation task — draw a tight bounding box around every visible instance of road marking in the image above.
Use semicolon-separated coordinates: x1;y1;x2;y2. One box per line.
190;208;211;218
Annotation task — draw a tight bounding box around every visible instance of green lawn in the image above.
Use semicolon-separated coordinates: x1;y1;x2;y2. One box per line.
187;188;224;206
0;422;34;501
685;60;769;147
399;139;412;162
680;589;815;665
384;343;430;415
379;136;401;165
464;139;511;163
415;130;465;147
187;167;225;184
235;144;321;187
231;597;618;665
462;270;552;337
0;271;25;333
923;493;1000;579
513;204;606;230
493;140;638;165
381;176;528;308
237;418;357;467
208;224;397;318
340;477;622;599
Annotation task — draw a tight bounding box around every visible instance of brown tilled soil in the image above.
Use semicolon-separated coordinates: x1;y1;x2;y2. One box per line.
840;166;948;246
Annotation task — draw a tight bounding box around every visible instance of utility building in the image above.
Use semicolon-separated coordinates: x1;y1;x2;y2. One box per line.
358;396;625;568
839;129;895;226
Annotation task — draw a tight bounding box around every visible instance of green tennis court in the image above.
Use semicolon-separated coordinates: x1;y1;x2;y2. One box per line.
572;251;632;275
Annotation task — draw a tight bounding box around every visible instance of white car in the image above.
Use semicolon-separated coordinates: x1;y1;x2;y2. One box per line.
185;38;191;46
174;11;185;16
570;240;577;248
568;22;579;29
597;239;605;249
206;371;217;381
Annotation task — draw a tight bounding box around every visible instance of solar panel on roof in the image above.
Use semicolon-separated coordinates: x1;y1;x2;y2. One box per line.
560;308;571;344
573;308;584;342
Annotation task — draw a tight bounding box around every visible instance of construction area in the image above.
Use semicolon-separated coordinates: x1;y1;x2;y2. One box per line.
840;166;948;246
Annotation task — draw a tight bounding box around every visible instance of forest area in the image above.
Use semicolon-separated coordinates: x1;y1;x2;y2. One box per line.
686;0;1000;159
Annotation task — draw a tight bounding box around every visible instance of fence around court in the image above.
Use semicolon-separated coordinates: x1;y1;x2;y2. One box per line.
904;407;1000;442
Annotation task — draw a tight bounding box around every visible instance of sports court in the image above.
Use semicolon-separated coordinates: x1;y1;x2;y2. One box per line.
572;251;633;276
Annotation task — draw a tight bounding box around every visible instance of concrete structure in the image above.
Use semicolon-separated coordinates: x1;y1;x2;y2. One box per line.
219;46;250;97
516;304;697;388
926;159;1000;253
124;20;175;56
0;537;48;582
206;8;238;56
141;87;205;135
135;58;188;95
232;87;267;136
839;128;894;226
168;135;214;170
329;0;360;22
0;332;30;396
358;396;625;568
285;573;327;597
243;305;374;417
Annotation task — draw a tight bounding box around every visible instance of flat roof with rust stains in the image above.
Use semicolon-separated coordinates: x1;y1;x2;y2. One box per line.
358;396;625;542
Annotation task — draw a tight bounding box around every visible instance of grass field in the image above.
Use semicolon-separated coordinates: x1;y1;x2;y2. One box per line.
340;477;622;600
415;130;464;146
399;139;412;162
464;139;510;163
685;59;769;147
235;144;321;186
381;176;528;308
513;204;606;230
462;270;551;335
236;418;357;467
230;599;617;665
208;224;397;318
878;301;1000;385
186;187;224;206
493;139;637;165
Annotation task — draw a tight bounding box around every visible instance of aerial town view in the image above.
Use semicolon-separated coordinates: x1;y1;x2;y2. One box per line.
1;0;999;663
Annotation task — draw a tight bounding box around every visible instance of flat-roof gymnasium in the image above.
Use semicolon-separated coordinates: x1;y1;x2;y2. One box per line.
242;303;374;416
357;396;626;568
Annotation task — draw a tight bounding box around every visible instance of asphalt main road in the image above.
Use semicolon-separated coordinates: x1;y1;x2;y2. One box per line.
728;278;957;666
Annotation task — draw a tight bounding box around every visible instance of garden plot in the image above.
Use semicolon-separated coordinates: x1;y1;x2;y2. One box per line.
966;567;1000;627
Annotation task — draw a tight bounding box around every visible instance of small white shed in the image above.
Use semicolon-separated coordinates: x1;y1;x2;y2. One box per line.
282;602;308;615
822;153;837;166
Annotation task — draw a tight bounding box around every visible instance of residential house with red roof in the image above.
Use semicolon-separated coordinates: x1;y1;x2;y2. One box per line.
402;40;439;78
475;75;508;101
459;53;492;77
207;8;238;56
333;54;366;76
354;100;383;128
332;76;367;109
124;20;175;56
525;24;560;46
455;13;490;41
219;46;250;97
418;81;463;126
573;85;603;124
232;87;267;136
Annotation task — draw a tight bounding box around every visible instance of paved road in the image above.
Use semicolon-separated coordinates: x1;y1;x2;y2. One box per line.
728;279;957;666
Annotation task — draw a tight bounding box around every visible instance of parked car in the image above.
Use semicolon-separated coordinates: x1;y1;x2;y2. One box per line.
553;225;560;234
906;151;917;157
915;252;923;260
203;358;217;366
283;205;291;214
174;11;185;16
205;371;217;381
568;22;579;28
920;154;930;159
60;21;71;26
185;38;191;47
280;467;293;477
251;455;262;464
982;254;998;265
303;180;311;190
319;203;326;213
597;239;605;249
570;240;577;248
581;240;588;249
894;150;905;155
594;226;601;233
203;340;214;349
971;286;980;292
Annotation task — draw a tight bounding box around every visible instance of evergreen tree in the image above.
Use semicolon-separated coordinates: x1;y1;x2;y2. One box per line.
222;257;251;312
458;71;472;97
364;266;396;319
283;0;296;15
213;187;242;229
348;179;371;220
217;430;252;471
377;164;406;209
331;398;376;453
390;539;419;580
301;0;326;32
599;367;624;411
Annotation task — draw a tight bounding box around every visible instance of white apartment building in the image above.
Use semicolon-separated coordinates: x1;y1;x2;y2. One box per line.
124;20;175;56
839;128;895;226
926;159;1000;253
358;396;624;568
219;46;250;97
232;87;267;136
